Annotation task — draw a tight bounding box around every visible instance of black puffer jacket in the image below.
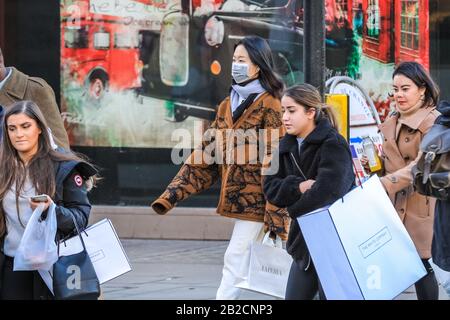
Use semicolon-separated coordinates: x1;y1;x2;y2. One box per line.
263;119;355;261
432;100;450;271
52;159;97;238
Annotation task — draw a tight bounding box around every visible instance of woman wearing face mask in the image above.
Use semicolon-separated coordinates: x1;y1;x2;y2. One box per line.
151;36;287;300
263;84;355;299
361;61;440;300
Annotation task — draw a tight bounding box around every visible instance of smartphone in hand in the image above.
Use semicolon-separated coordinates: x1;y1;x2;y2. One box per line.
30;194;48;202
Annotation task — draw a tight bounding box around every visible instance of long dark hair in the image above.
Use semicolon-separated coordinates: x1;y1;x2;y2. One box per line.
0;101;97;235
392;61;440;107
235;36;284;99
283;84;339;131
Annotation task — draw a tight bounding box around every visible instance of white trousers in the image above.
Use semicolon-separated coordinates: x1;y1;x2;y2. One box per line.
216;219;264;300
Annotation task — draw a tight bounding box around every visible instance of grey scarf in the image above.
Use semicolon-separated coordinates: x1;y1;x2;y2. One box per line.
230;79;265;113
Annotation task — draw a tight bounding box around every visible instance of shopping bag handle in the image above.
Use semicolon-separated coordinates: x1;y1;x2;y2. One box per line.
262;232;283;248
57;211;88;255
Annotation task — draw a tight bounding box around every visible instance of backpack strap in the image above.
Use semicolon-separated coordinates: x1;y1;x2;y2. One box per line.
422;150;437;184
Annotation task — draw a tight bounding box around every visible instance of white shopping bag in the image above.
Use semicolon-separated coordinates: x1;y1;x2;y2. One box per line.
298;175;427;300
235;232;293;298
56;218;132;284
14;203;58;271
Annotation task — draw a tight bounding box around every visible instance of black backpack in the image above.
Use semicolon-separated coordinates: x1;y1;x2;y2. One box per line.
412;123;450;200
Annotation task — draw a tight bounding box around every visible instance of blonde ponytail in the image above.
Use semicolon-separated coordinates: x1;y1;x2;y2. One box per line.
318;104;339;132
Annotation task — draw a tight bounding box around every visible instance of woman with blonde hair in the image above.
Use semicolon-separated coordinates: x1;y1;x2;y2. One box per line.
263;83;355;299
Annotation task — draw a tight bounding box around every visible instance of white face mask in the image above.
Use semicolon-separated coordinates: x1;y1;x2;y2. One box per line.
231;62;250;84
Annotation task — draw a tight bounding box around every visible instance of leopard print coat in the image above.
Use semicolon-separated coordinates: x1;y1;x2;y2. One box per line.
151;92;289;239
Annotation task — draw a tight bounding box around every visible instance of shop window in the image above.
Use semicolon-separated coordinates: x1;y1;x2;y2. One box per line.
336;0;349;26
400;0;419;50
94;29;110;50
366;0;380;39
64;26;88;49
353;0;363;36
115;33;138;49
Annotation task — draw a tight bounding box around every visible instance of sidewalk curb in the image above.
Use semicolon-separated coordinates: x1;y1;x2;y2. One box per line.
89;205;234;240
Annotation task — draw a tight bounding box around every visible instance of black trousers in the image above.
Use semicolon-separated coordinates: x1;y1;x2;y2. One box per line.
0;255;52;300
415;258;439;300
285;257;438;300
285;257;326;300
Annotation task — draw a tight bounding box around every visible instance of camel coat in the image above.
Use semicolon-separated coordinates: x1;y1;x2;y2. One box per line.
379;106;440;258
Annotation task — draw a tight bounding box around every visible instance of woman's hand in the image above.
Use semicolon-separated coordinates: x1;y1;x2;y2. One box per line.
29;195;54;212
360;155;371;174
299;179;315;193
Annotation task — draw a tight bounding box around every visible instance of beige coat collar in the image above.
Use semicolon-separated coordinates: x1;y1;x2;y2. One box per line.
379;106;436;141
397;106;437;132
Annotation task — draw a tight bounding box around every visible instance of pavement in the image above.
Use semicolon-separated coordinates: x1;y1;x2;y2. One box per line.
101;239;449;300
